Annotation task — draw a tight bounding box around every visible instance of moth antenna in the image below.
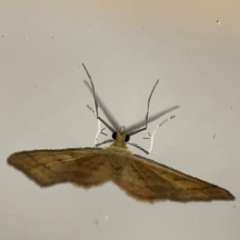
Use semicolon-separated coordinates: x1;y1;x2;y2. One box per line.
128;80;159;137
84;80;120;131
126;105;180;134
82;63;116;133
96;139;113;147
127;142;149;155
148;115;176;153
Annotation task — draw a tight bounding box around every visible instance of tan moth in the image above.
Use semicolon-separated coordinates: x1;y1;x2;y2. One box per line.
8;64;234;202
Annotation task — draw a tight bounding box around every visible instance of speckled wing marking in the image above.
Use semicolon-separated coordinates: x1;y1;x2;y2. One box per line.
119;154;235;202
7;148;110;187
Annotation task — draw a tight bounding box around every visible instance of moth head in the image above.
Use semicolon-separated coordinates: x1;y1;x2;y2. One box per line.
112;126;130;142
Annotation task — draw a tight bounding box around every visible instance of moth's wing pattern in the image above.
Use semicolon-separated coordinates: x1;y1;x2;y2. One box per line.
119;154;234;202
8;148;110;187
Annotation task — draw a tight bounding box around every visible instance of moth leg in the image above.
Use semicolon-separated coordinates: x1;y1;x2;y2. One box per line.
87;104;112;147
128;80;159;137
147;115;175;153
87;104;102;145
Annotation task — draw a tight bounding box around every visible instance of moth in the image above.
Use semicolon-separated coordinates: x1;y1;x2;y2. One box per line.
8;64;235;202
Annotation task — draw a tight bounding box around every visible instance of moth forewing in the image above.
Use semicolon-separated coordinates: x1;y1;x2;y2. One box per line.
8;148;111;187
126;154;235;201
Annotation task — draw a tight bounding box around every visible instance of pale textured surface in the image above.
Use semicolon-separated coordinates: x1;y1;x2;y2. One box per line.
1;1;239;240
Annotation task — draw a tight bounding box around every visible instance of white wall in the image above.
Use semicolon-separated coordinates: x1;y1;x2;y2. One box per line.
0;1;239;239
